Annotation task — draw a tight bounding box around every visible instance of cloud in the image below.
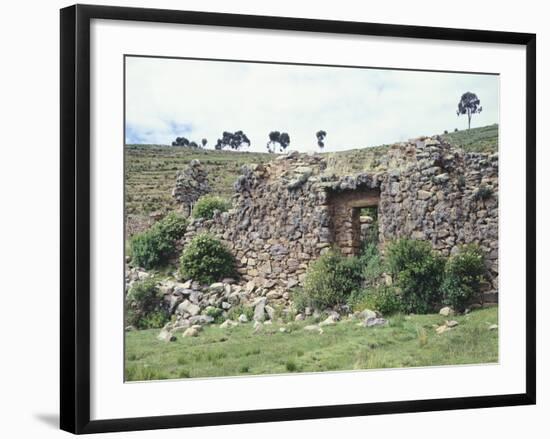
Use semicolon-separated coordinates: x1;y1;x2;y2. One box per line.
125;56;499;151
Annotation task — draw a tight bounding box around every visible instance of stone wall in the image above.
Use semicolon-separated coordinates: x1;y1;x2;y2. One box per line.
172;159;211;217
175;136;498;303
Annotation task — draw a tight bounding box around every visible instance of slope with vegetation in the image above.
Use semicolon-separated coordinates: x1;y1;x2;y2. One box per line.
125;124;498;215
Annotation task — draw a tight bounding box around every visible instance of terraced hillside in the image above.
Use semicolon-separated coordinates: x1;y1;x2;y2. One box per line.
125;146;273;215
125;124;498;220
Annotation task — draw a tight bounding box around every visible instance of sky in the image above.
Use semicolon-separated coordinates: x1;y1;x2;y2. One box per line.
125;56;499;152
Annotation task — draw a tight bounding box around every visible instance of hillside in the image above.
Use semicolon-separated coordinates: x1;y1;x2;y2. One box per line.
441;123;499;153
125;146;273;215
125;124;498;216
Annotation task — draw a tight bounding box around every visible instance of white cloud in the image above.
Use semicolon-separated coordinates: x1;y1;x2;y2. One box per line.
125;56;499;152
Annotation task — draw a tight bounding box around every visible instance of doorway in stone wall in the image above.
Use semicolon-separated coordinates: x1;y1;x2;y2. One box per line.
357;206;379;252
329;188;380;256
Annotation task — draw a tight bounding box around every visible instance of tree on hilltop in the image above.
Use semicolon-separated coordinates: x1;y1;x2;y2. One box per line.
172;136;190;147
215;130;251;150
316;130;327;149
457;92;482;130
267;131;291;153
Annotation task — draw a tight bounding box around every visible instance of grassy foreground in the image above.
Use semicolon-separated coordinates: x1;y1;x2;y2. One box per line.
125;306;498;381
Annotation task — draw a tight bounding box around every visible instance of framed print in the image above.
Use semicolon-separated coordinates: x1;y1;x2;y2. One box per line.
60;4;536;434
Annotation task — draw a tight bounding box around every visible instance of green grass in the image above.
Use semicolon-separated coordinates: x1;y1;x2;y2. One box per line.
441;123;498;153
125;306;498;381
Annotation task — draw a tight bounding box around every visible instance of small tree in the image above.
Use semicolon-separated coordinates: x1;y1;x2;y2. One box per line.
316;130;327;150
215;130;251;150
267;131;291;153
172;136;190;147
457;92;482;130
201;138;208;148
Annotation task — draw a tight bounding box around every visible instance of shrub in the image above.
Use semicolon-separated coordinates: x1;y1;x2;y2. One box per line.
227;304;254;321
204;306;224;322
349;286;402;315
386;239;445;314
359;242;385;288
442;244;486;311
131;213;187;269
179;234;236;284
125;278;169;329
303;250;362;309
290;288;311;313
473;184;493;201
192;195;231;219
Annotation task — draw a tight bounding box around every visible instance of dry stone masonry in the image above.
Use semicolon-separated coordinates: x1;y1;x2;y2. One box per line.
172;159;211;216
174;136;498;303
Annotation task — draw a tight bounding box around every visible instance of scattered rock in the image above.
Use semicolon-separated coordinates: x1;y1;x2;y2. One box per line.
319;315;338;326
157;327;176;342
182;327;199;338
253;321;263;333
177;300;201;317
209;282;225;293
439;306;454;317
364;317;388;327
265;305;275;321
488;324;498;331
220;319;238;329
253;297;267;322
295;313;304;321
359;309;377;320
238;314;249;323
446;320;459;328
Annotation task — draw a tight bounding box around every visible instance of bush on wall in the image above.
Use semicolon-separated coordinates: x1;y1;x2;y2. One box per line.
130;213;187;269
386;239;445;314
179;233;235;284
192;195;231;220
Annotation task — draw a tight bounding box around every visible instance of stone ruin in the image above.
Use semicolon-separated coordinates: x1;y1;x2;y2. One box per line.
174;137;499;304
172;159;211;217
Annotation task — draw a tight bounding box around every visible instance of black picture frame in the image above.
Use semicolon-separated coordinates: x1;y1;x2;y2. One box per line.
60;4;536;434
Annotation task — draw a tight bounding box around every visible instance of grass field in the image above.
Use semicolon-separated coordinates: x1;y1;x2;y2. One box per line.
125;306;498;381
441;123;499;153
125;125;498;215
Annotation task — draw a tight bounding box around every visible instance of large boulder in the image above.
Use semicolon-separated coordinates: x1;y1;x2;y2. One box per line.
253;297;267;322
177;300;201;317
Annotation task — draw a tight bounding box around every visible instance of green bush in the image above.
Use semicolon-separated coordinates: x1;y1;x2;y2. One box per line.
290;288;311;313
179;234;236;284
442;244;486;311
204;306;224;323
125;278;169;329
192;195;231;219
130;213;187;269
359;242;385;288
386;239;445;314
349;286;402;315
303;250;362;309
